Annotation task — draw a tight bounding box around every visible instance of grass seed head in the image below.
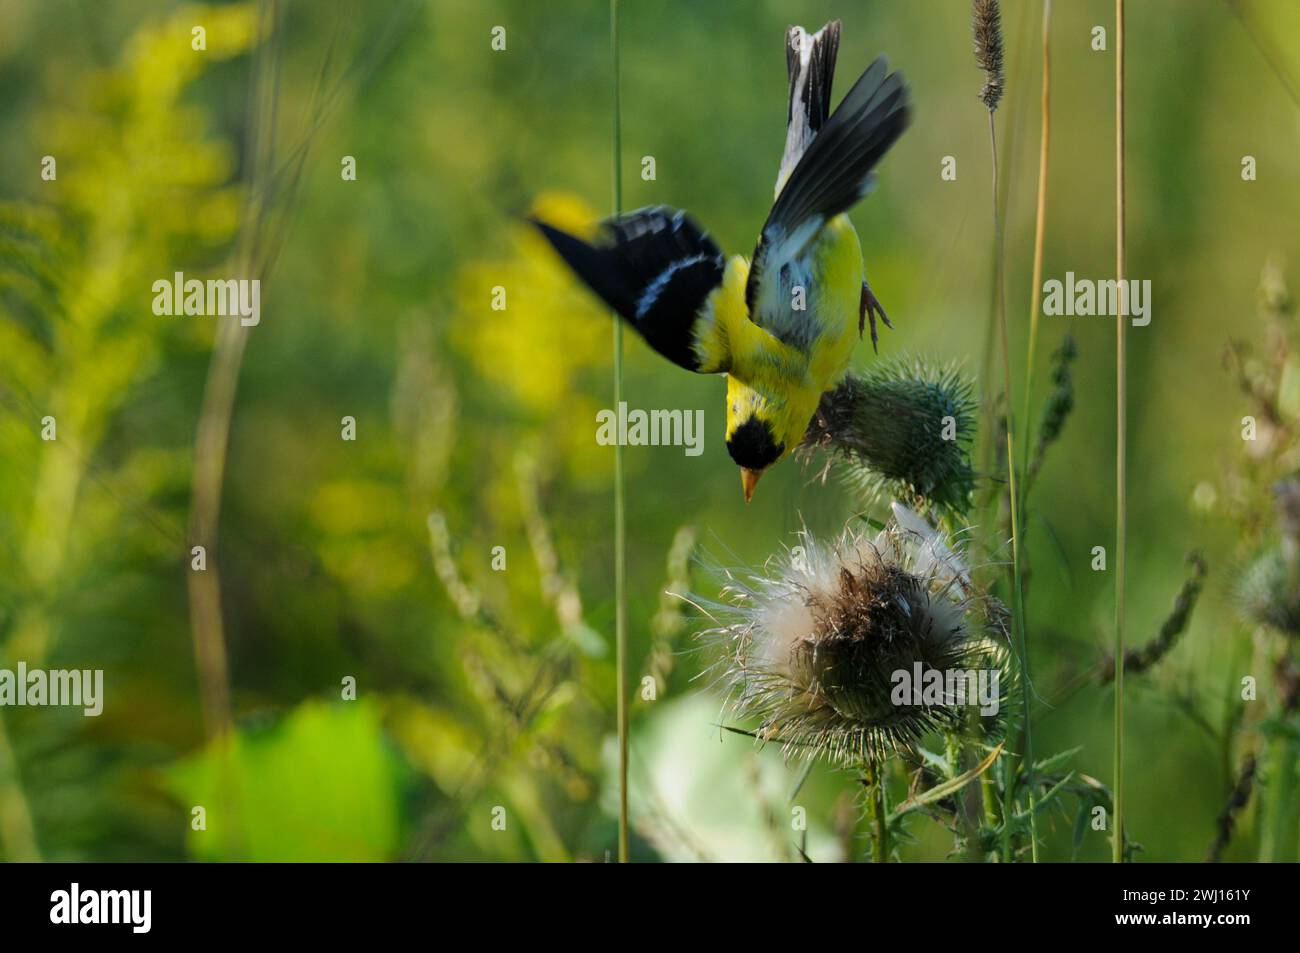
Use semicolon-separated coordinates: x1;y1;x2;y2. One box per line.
972;0;1005;111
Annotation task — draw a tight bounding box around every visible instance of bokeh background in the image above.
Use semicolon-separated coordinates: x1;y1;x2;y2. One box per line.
1;0;1298;861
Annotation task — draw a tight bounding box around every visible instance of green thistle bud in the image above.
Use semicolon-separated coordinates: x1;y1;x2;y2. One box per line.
800;357;978;516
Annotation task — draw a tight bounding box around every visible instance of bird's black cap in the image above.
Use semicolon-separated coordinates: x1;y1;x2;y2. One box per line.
726;417;785;470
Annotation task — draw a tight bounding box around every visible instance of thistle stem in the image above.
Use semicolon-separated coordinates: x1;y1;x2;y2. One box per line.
1112;0;1127;865
982;768;1000;831
864;761;888;863
1260;733;1298;861
948;730;984;859
610;0;630;865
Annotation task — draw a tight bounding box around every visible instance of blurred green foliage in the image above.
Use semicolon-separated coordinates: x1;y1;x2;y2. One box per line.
166;700;407;861
0;0;1297;861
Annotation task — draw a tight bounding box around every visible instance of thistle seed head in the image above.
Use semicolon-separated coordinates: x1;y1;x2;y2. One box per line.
699;503;1006;766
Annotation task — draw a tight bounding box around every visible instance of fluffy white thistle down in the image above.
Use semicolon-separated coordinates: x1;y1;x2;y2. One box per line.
699;503;1005;766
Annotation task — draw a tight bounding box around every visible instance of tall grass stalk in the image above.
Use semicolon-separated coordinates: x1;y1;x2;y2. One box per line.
974;0;1037;862
1112;0;1128;864
0;716;39;861
610;0;630;864
1009;0;1053;866
1019;0;1052;480
1225;0;1300;107
186;0;289;859
989;115;1035;861
975;1;1030;509
187;0;409;860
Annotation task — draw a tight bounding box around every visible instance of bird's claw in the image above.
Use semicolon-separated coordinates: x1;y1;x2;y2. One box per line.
859;280;893;354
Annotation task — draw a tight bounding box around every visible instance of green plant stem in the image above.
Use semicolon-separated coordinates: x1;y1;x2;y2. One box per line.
1112;0;1128;864
0;713;39;861
975;1;1030;527
1260;733;1299;862
1226;0;1300;108
610;0;629;865
982;771;999;832
1260;642;1299;862
864;761;888;862
987;108;1038;863
999;746;1017;861
1019;0;1052;484
948;730;985;860
1014;0;1053;868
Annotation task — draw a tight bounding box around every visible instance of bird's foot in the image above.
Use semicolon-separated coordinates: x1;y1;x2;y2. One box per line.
859;280;894;354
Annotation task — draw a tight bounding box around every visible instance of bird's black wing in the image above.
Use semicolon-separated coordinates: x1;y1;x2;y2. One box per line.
532;206;730;373
746;56;911;349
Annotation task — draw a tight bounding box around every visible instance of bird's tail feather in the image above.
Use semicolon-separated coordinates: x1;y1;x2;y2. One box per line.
776;20;842;196
767;55;911;238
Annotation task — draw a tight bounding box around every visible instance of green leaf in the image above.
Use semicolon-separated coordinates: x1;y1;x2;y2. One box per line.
1033;746;1082;776
1071;802;1092;860
165;700;408;861
1033;511;1075;587
565;620;609;658
916;745;952;777
1014;772;1076;823
888;743;1003;823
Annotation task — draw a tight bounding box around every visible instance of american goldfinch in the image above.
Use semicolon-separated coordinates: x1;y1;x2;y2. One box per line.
533;19;910;502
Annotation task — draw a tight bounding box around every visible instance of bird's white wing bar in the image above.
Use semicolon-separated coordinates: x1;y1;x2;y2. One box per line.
636;253;714;320
532;207;730;373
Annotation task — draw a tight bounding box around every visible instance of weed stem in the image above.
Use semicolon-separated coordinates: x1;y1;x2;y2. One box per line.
610;0;630;864
1113;0;1128;864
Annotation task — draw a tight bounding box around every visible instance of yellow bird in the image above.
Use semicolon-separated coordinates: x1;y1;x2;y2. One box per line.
533;20;910;502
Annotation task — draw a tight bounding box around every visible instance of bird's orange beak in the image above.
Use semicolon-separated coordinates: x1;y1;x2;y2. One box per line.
741;468;763;503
